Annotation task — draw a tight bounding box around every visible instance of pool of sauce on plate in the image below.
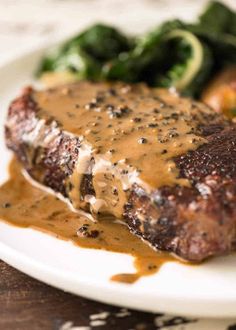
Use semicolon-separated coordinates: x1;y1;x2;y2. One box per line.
0;159;175;284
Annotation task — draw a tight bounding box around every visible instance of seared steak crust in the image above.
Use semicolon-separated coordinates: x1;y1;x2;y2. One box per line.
5;84;236;262
5;87;80;197
125;126;236;261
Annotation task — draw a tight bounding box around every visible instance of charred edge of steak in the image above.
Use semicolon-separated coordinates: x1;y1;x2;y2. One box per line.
5;87;39;166
5;87;81;197
124;126;236;262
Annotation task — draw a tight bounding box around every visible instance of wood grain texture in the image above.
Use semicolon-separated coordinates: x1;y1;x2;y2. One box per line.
2;261;236;330
0;260;194;330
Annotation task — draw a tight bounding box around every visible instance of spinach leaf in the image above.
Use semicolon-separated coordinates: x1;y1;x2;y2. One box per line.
68;24;132;62
188;26;236;66
198;1;235;35
37;45;101;80
187;1;236;67
135;19;185;52
103;20;185;83
154;30;213;97
37;24;131;78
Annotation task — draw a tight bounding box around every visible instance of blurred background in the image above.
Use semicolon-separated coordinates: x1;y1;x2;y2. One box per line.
0;0;235;64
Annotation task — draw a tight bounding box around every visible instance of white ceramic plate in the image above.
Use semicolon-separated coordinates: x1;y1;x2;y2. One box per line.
1;42;236;319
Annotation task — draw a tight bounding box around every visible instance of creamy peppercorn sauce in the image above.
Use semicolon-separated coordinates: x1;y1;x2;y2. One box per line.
1;81;212;282
34;82;208;218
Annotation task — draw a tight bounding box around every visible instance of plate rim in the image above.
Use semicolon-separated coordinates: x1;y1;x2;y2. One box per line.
1;222;236;319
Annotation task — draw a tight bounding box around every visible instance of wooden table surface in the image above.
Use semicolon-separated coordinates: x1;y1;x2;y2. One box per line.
2;260;236;330
0;260;195;330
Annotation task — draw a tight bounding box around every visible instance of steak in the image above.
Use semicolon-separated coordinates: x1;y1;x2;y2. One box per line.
5;81;236;262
